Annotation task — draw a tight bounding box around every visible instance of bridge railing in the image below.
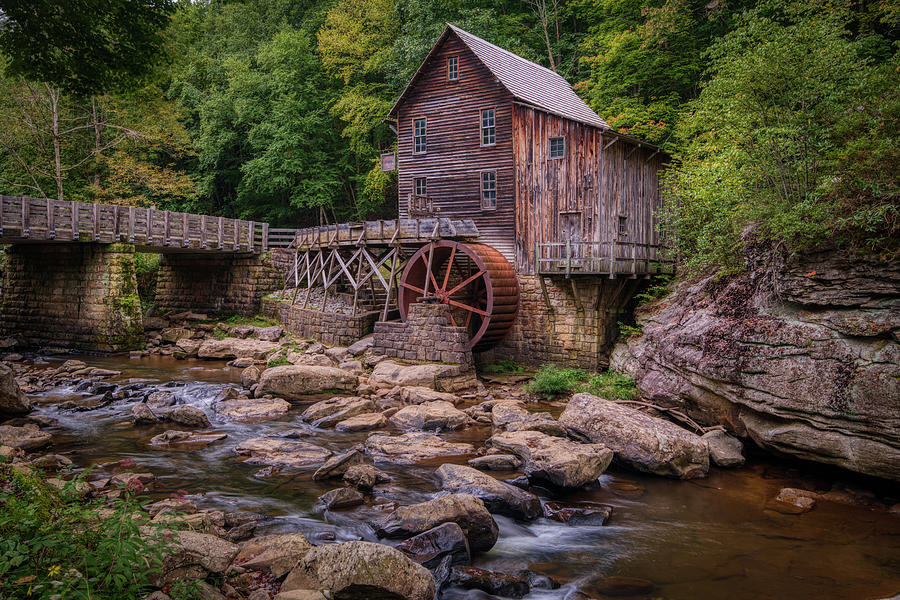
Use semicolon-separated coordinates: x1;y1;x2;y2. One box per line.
0;195;269;252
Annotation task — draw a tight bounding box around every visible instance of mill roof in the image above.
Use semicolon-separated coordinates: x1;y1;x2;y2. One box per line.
388;24;611;131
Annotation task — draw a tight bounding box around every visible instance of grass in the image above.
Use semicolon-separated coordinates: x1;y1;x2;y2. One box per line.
525;364;638;401
266;355;290;368
219;314;278;328
481;358;525;374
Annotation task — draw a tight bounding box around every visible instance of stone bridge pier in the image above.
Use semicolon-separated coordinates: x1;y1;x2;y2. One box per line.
0;244;280;352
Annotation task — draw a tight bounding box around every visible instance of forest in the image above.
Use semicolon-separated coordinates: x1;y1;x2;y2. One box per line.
0;0;896;270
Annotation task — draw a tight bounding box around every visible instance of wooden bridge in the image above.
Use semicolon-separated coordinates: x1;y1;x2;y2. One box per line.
0;195;295;253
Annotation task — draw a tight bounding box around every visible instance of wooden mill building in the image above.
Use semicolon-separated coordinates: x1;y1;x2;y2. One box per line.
386;25;671;368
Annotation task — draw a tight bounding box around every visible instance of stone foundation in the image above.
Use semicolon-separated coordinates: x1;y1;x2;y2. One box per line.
484;274;643;370
261;298;378;346
155;253;280;316
0;243;144;351
373;303;473;369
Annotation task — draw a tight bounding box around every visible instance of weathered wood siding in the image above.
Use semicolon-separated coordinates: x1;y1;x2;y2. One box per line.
512;104;664;274
396;33;517;262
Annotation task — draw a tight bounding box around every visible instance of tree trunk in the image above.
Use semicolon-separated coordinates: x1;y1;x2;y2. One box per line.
48;85;64;202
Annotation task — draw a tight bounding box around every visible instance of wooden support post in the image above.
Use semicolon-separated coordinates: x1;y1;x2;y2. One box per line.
21;197;30;238
201;215;208;249
92;203;100;241
565;240;571;279
146;208;153;244
164;211;170;246
233;219;239;250
217;217;223;249
46;198;55;239
128;206;135;242
113;205;120;240
182;212;189;247
72;201;79;239
262;222;269;252
382;248;398;322
608;241;616;279
248;221;254;252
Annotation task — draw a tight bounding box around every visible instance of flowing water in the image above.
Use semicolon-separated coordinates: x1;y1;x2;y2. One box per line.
23;355;900;600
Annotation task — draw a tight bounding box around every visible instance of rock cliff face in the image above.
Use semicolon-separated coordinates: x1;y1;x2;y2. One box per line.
611;245;900;481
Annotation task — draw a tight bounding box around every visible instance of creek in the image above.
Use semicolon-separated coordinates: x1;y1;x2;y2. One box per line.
24;354;900;600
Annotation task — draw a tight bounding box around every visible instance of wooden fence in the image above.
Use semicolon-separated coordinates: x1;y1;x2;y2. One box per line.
536;240;675;277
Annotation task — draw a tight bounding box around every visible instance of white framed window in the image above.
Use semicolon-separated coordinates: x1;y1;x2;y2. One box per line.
549;136;565;159
481;108;495;146
481;171;497;210
413;118;427;154
448;56;459;81
415;177;427;196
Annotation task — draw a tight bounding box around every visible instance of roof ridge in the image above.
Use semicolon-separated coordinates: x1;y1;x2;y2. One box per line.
446;23;562;80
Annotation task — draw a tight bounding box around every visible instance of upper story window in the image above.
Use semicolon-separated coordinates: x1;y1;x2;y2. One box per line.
618;215;628;237
413;118;427;154
549;137;565;159
448;56;459;81
481;108;495;146
415;177;427;196
481;171;497;210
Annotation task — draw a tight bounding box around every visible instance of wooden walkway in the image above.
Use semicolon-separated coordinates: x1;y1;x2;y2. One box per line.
0;195;274;252
291;218;479;251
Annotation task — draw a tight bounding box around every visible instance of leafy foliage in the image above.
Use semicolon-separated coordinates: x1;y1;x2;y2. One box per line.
526;364;638;399
0;465;175;600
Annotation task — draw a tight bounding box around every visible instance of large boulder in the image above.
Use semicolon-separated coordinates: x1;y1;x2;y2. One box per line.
396;523;470;569
702;429;745;467
610;247;900;481
300;397;376;428
233;533;312;577
214;397;290;422
312;447;369;480
0;362;30;415
490;401;566;436
365;432;474;465
257;365;357;401
374;494;499;553
489;430;613;488
370;361;459;390
234;437;331;469
335;412;388;432
0;424;51;450
149;430;226;448
390;401;468;431
197;338;279;360
151;530;239;586
169;405;210;428
281;541;434;600
435;464;542;520
559;393;709;479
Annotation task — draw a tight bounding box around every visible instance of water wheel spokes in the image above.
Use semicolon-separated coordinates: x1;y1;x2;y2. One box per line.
398;241;519;350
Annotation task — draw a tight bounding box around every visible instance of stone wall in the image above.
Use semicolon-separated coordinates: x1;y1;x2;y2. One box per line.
156;252;280;316
373;302;473;368
0;243;143;351
261;298;378;347
483;274;642;370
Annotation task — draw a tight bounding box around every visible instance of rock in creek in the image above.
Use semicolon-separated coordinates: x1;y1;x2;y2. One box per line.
702;429;745;467
397;522;471;569
241;365;262;388
0;424;51;450
301;396;376;428
490;401;566;436
312;447;370;480
435;464;542;520
399;386;462;406
197;338;280;360
489;430;613;488
234;437;331;469
132;402;161;425
281;541;435;600
560;393;709;479
365;432;475;465
146;390;176;409
374;494;499;553
257;365;358;401
343;464;389;491
768;487;817;514
233;533;312;577
347;335;374;356
335;411;387;432
370;360;461;390
543;501;612;525
318;487;365;510
169;405;210;427
448;566;530;599
214;397;290;422
0;361;31;415
150;530;239;587
468;454;522;471
390;401;469;431
149;430;227;448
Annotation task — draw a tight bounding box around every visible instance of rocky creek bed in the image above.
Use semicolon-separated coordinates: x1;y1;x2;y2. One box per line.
1;322;899;600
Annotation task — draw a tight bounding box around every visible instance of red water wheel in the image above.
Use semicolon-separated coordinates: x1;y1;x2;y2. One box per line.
398;241;519;350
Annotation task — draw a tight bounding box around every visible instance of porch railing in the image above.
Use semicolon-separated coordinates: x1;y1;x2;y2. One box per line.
536;240;675;277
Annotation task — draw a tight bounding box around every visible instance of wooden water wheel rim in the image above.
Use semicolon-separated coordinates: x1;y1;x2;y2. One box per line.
398;241;518;350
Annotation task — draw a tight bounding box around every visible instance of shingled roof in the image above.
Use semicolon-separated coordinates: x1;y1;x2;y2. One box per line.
388;24;611;131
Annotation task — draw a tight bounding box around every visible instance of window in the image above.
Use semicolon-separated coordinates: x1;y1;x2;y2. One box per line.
549;137;565;159
448;56;458;81
413;118;427;154
415;177;427;197
481;108;495;146
618;215;628;236
481;171;497;210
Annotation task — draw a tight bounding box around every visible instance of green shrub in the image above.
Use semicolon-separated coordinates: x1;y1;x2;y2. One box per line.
580;372;638;401
481;358;524;374
617;321;643;338
0;466;176;600
266;355;290;368
220;314;278;328
525;365;589;399
633;275;672;306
